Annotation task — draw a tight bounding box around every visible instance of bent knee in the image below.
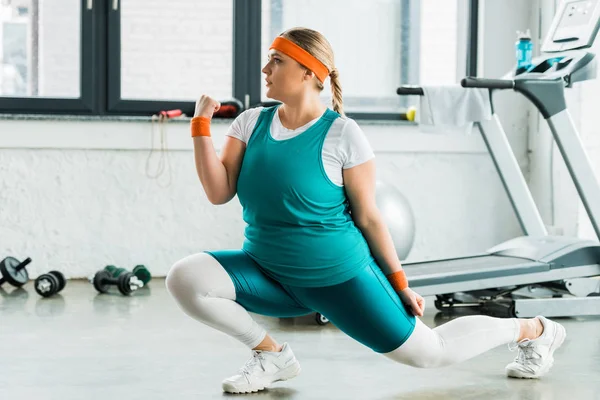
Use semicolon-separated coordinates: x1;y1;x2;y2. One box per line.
165;257;192;294
166;252;234;299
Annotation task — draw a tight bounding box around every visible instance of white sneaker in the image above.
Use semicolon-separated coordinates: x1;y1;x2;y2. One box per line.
222;342;301;394
505;316;566;379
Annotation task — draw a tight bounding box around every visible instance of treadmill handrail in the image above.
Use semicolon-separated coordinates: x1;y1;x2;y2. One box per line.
397;86;424;96
461;77;515;89
397;78;515;95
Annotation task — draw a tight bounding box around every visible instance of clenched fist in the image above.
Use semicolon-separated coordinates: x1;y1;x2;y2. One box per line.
194;95;221;119
398;287;425;317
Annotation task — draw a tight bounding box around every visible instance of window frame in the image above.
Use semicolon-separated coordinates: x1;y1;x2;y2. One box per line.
0;0;477;120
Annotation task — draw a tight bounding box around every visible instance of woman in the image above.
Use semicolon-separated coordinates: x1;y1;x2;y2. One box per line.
166;27;566;394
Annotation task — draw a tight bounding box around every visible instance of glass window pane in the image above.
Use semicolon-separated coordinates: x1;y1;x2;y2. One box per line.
261;0;464;113
419;0;464;85
0;0;80;98
120;1;233;101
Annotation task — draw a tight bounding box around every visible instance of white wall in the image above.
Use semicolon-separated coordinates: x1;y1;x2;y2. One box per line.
527;0;600;241
528;0;560;230
479;0;539;171
568;49;600;241
474;0;600;241
576;73;600;241
0;118;517;279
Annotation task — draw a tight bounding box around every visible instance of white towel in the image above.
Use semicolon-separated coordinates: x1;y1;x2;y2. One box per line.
418;85;492;133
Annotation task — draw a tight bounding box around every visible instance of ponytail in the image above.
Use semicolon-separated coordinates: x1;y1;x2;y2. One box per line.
329;68;344;116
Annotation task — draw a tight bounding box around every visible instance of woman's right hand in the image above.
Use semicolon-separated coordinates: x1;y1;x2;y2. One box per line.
398;287;425;317
194;95;221;119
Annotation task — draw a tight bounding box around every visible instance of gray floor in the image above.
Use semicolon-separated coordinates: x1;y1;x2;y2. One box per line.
1;280;599;400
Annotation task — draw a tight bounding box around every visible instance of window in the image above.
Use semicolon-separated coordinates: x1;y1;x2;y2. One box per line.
0;0;476;118
261;0;468;114
419;0;468;85
1;20;28;96
262;0;410;113
119;0;233;101
0;0;81;98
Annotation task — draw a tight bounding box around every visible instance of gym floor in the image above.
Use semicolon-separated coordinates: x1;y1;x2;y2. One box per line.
1;280;599;400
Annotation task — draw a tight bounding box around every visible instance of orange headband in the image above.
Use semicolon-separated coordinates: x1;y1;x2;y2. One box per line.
269;36;330;83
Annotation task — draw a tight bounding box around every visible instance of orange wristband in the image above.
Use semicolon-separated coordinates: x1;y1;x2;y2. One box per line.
191;117;211;137
386;270;409;291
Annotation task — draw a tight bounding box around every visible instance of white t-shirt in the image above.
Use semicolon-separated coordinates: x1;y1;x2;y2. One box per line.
225;107;375;186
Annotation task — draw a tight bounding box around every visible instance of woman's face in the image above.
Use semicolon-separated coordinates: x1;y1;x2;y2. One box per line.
262;49;312;102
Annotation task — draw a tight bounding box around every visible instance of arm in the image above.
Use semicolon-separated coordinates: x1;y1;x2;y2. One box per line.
342;160;402;275
192;95;246;205
193;135;245;205
343;161;425;316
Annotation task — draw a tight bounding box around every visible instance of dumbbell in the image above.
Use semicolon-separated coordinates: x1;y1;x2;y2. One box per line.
34;271;66;297
92;270;143;295
105;264;152;285
0;257;32;288
315;312;330;326
104;265;126;277
132;265;151;285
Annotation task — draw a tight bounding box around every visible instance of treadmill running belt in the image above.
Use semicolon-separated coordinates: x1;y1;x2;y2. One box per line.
402;255;549;287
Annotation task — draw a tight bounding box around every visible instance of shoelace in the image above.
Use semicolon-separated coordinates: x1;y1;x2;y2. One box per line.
239;351;266;380
509;340;542;368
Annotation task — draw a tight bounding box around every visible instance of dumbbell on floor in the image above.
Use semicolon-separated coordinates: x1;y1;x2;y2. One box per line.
132;265;152;285
105;264;152;285
0;257;31;288
35;271;66;297
93;270;143;295
315;312;330;326
104;265;126;277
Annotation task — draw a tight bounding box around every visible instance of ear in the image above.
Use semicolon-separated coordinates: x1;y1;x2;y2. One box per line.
303;69;315;82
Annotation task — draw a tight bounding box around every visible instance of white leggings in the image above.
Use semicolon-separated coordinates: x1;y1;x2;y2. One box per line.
165;253;520;368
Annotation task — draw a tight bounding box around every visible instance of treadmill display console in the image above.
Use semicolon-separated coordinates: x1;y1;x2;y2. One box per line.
542;0;600;52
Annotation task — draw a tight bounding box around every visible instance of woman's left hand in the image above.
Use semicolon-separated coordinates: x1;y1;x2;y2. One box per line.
398;288;425;317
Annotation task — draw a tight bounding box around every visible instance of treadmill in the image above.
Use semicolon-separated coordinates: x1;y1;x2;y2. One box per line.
396;0;600;318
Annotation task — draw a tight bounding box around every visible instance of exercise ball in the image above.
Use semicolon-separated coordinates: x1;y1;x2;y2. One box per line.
375;180;416;260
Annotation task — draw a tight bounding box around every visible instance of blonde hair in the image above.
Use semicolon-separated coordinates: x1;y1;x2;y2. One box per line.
280;27;344;116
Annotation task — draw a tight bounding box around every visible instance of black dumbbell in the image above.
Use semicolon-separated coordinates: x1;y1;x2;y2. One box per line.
92;270;143;295
315;312;330;325
0;257;31;288
105;264;152;285
34;271;66;297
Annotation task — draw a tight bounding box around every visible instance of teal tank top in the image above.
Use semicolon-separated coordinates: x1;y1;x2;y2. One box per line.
236;106;374;287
